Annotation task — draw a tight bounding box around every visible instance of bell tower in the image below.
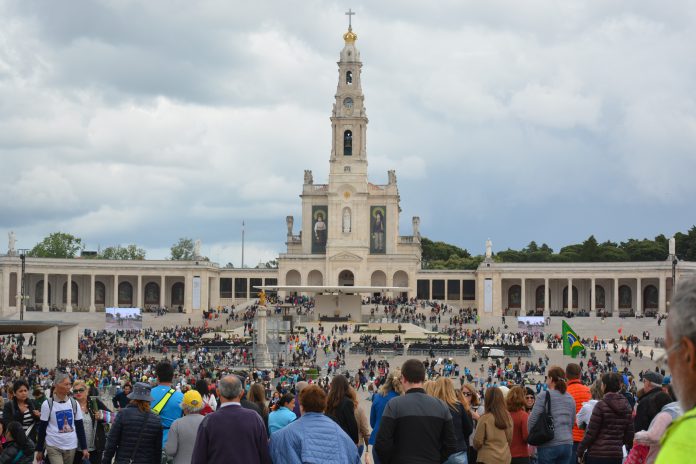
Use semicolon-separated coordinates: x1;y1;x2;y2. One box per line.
329;9;368;183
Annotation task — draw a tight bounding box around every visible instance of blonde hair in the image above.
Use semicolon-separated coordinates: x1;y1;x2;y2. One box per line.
379;369;403;396
423;380;436;396
72;380;87;391
430;377;460;410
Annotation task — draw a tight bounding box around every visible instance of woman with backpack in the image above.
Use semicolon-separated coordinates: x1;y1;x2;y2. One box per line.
1;380;40;444
528;366;577;464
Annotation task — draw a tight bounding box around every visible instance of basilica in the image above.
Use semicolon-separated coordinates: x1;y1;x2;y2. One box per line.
1;25;694;322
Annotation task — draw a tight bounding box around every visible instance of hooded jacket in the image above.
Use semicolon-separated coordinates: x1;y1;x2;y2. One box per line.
577;392;634;459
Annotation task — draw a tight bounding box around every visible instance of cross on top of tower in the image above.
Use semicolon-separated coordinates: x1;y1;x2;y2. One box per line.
345;8;355;31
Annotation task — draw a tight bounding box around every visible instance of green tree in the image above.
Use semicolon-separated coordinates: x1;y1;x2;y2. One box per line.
27;232;83;258
170;238;195;260
99;244;146;260
620;238;667;261
421;237;471;268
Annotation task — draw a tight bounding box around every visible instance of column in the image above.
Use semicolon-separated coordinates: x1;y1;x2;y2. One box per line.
613;278;619;316
520;278;526;316
66;273;72;312
544;278;549;316
137;275;143;309
658;275;666;314
43;273;49;312
89;274;96;312
636;277;642;316
1;270;8;314
567;278;572;313
160;275;166;308
590;278;596;315
185;274;193;313
429;280;433;301
113;275;119;308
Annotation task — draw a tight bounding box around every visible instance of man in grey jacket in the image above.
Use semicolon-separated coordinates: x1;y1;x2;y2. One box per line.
165;390;206;464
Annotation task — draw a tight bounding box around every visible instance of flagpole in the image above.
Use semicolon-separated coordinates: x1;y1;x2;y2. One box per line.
241;220;245;268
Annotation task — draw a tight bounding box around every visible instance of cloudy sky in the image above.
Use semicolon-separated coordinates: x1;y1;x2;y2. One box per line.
1;0;695;266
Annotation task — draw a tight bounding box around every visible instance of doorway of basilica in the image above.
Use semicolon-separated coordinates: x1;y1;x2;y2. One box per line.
338;270;354;286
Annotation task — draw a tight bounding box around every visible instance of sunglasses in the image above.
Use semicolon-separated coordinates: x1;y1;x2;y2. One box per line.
72;389;86;394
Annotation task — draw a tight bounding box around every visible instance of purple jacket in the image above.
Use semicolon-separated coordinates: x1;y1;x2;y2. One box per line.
191;404;271;464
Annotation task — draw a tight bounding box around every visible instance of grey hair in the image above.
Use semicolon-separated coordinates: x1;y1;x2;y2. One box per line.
54;372;71;386
181;402;204;415
218;375;243;400
669;277;696;344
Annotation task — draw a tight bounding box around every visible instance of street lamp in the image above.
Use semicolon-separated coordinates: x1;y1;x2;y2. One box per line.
672;257;678;297
18;249;30;321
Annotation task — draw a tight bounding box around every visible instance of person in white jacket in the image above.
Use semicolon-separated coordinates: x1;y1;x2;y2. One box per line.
576;379;603;430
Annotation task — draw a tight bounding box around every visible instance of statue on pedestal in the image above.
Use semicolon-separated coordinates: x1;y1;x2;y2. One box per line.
388;170;397;185
304;170;313;184
8;231;16;255
412;217;420;238
194;239;201;258
485;238;492;259
286;216;294;236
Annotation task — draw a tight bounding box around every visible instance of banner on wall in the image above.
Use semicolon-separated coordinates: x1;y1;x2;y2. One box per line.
370;206;386;254
312;205;328;254
192;276;201;310
484;279;493;313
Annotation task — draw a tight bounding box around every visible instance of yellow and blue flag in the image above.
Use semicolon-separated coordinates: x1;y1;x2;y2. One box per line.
562;320;584;358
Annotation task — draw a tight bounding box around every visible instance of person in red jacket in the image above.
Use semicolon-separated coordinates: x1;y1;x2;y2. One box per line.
566;363;591;463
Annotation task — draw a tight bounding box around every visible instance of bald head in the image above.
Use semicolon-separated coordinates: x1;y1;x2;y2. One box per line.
218;375;243;401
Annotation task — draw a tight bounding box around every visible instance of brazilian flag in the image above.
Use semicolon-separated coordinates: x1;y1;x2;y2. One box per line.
562;320;584;358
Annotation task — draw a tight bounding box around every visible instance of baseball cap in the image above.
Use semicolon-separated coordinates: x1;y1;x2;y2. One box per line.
643;371;664;385
182;390;203;408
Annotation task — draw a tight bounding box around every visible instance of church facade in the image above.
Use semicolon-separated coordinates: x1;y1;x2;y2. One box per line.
1;26;694;321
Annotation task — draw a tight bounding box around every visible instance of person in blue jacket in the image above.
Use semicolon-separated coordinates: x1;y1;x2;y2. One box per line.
270;385;359;464
369;370;402;464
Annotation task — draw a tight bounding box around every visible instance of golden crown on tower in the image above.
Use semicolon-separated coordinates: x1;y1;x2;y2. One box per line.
343;28;357;44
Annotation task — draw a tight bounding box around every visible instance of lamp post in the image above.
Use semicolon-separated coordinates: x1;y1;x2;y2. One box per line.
672;257;678;296
18;249;30;321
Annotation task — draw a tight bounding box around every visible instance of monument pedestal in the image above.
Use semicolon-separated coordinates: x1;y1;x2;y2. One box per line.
254;306;273;369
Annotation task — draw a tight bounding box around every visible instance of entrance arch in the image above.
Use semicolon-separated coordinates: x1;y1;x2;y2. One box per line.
644;285;658;310
171;282;184;306
286;270;301;286
144;282;160;305
338;270;354;286
118;282;133;306
508;285;521;308
535;286;545;310
393;271;408;288
371;270;387;287
307;270;323;286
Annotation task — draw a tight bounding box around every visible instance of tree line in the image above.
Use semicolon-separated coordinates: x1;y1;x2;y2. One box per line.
421;226;696;270
25;233;202;261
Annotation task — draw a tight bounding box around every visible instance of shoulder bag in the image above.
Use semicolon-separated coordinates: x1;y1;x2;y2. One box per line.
527;391;555;446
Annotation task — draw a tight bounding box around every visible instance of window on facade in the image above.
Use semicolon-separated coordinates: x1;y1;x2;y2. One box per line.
171;282;184;306
346;70;352;84
95;281;106;305
220;278;233;298
417;280;430;300
463;280;476;300
234;278;248;299
343;130;352;156
118;282;133;306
